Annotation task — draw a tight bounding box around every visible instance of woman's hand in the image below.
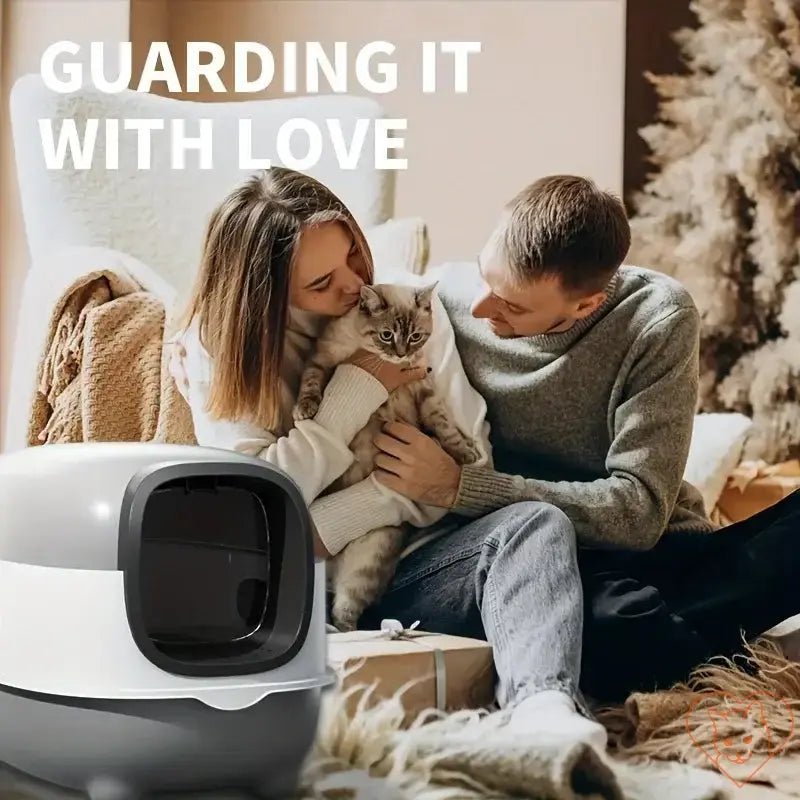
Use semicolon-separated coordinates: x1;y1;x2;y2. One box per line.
345;349;429;392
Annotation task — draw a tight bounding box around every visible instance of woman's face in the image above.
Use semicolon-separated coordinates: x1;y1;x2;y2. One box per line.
289;222;367;316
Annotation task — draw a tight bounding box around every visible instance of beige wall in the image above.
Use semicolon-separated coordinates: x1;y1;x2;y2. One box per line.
0;0;129;447
165;0;627;265
131;0;169;86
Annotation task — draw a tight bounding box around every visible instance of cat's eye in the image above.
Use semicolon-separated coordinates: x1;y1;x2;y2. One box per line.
408;332;423;343
379;330;394;342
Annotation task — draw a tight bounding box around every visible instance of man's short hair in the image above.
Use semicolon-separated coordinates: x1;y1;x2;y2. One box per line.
501;175;631;294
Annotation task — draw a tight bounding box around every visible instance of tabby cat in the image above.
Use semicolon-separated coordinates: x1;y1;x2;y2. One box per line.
293;282;481;631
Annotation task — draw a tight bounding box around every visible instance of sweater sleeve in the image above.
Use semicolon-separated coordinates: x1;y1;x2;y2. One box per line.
452;307;700;551
169;337;388;506
309;477;406;555
310;288;494;556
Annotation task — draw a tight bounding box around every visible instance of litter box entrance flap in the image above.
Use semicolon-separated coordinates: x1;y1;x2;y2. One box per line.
139;482;270;648
119;460;315;679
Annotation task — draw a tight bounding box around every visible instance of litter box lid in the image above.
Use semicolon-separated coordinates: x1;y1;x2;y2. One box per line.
0;442;298;570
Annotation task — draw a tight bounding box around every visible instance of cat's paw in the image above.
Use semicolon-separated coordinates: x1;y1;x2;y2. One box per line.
331;606;360;633
293;394;322;421
460;439;483;465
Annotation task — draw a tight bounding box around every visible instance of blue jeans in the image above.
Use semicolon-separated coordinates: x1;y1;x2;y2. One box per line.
359;501;592;717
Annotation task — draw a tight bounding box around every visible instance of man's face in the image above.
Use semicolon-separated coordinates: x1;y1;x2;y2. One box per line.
470;223;608;338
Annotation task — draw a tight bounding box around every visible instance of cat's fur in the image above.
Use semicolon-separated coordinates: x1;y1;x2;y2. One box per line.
293;282;481;631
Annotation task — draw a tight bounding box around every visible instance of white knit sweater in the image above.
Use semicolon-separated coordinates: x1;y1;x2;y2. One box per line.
168;276;491;556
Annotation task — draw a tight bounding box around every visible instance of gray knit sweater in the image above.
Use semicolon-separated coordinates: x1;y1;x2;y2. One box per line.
437;262;713;550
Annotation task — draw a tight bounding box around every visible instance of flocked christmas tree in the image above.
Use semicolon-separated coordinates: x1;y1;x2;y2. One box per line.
628;0;800;463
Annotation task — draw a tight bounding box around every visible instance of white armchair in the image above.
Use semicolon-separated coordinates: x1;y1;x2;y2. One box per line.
4;73;397;452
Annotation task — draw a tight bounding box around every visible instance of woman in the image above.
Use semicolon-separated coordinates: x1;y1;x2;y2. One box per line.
169;166;490;559
169;168;606;748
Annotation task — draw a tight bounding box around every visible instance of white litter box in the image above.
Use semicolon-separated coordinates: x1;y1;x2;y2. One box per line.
0;442;334;799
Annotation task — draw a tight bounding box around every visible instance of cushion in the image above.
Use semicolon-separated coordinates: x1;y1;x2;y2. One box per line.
684;412;753;513
367;217;430;278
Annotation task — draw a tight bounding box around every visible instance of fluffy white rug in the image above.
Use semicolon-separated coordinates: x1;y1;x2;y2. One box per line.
296;684;732;800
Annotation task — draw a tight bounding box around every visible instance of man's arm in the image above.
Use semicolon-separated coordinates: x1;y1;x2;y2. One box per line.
375;306;700;551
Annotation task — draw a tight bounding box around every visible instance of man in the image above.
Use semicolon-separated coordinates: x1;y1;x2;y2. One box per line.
367;174;800;703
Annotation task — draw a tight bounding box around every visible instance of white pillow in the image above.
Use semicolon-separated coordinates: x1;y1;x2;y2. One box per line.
684;412;753;513
366;217;430;279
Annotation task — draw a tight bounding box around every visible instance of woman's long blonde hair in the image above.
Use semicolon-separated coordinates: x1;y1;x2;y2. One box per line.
179;167;374;430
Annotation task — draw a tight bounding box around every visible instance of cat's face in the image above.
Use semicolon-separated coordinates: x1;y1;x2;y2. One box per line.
354;283;436;363
708;703;769;766
715;732;756;765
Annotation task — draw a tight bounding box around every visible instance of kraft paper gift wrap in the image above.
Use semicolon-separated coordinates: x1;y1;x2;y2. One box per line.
715;459;800;523
327;620;495;722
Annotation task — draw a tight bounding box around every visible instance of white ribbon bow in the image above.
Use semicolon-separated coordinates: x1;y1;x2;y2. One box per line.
325;619;420;640
379;618;421;638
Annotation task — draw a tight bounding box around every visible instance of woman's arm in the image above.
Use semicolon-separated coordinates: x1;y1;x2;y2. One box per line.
169;333;388;506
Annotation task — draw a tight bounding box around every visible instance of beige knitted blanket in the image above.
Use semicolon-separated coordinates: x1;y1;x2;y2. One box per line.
27;268;196;447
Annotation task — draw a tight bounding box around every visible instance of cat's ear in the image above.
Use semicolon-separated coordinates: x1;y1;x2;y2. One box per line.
415;282;438;310
359;285;387;315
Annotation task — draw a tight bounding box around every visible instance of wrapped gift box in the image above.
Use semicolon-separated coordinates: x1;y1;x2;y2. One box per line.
327;621;495;723
715;460;800;524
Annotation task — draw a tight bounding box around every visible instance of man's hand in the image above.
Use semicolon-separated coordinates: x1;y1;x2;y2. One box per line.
373;422;461;508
